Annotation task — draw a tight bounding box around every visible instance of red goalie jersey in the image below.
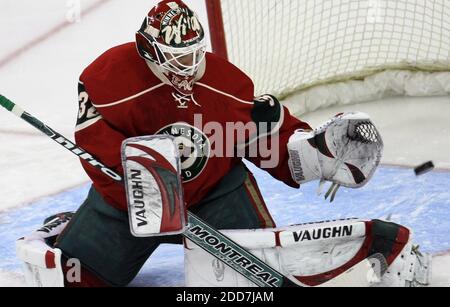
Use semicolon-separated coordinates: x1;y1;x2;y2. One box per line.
75;43;311;211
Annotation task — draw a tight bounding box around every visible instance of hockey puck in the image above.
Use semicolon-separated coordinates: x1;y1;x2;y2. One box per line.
414;161;435;176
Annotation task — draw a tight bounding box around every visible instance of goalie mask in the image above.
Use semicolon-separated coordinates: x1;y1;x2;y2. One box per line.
136;0;207;95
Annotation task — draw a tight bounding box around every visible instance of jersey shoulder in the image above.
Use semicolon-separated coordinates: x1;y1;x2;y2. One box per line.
80;42;162;105
200;52;255;102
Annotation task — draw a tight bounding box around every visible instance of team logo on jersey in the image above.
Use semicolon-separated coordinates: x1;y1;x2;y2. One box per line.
157;123;210;182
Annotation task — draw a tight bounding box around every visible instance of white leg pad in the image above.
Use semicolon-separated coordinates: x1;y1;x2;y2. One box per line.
377;241;432;287
16;239;64;287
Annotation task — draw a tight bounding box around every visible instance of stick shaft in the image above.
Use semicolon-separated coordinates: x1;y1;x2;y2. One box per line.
0;95;122;181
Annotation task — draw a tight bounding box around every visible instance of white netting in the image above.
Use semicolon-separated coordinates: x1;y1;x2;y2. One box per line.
219;0;450;99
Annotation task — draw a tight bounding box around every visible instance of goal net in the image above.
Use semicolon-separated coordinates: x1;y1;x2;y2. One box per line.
207;0;450;114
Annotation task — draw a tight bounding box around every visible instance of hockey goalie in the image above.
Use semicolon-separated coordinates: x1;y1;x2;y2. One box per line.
16;0;431;287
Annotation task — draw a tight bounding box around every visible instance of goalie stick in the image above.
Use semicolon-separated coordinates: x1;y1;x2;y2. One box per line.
0;96;122;182
0;94;386;287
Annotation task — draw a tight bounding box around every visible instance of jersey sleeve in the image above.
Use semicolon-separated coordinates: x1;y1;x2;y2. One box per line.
247;96;312;188
228;76;312;189
75;81;128;211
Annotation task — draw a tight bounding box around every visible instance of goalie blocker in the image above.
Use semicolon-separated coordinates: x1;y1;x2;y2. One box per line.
121;136;186;237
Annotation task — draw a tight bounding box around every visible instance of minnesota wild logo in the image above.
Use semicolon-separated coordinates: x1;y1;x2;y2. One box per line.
157;123;210;182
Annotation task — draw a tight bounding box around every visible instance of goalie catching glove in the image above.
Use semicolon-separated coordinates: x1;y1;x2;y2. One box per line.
288;112;383;201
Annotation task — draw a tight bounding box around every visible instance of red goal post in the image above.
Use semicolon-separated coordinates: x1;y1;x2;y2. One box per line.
205;0;228;60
